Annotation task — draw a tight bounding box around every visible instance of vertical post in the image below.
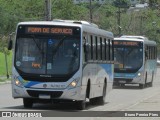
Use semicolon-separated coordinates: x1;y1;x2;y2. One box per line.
4;51;9;79
89;0;92;23
140;16;142;35
152;21;157;41
45;0;51;21
118;6;121;36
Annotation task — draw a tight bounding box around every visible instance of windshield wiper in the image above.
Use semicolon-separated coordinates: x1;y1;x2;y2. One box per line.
52;36;67;57
30;35;44;56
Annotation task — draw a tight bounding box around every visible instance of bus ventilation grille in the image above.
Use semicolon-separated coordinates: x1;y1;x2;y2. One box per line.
26;90;63;98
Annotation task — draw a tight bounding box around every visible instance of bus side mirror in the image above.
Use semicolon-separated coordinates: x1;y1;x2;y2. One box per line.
8;39;12;50
8;32;15;50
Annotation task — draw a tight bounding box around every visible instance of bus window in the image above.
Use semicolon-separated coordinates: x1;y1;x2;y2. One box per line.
90;35;93;60
95;36;98;60
93;36;96;60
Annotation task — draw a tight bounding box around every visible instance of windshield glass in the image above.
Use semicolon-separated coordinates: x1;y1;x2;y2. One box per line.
114;41;143;73
15;35;80;76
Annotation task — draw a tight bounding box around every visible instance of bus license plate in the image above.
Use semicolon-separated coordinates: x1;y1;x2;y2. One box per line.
39;94;51;99
119;80;126;83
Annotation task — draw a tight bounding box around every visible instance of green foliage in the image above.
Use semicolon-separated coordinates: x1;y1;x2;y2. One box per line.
0;52;12;76
0;0;160;53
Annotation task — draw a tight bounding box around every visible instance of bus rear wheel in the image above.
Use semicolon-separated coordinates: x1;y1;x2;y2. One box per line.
95;82;107;105
148;72;154;87
23;98;33;108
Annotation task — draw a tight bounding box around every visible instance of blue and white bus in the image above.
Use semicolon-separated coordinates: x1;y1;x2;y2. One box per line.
113;35;157;89
8;20;114;110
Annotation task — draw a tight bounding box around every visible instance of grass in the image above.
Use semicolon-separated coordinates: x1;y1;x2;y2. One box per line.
0;52;12;77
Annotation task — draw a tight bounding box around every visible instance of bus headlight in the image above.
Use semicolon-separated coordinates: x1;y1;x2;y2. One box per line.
68;77;80;89
138;73;141;76
15;79;23;87
71;81;77;87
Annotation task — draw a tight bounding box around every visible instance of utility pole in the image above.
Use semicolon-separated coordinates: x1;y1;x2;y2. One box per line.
117;6;121;36
4;51;9;79
45;0;51;21
89;0;92;23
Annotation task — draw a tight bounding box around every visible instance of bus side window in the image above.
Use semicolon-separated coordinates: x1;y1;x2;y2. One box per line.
83;36;88;62
145;50;148;60
145;46;148;60
108;39;112;61
95;36;98;60
93;36;96;60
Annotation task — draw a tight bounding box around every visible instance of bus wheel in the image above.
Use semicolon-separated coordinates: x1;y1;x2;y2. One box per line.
139;73;147;89
76;85;88;110
149;72;154;87
23;98;33;108
96;82;107;105
76;100;86;110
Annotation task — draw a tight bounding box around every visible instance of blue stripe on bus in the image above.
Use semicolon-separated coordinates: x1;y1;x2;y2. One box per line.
114;73;135;78
100;64;114;80
24;81;41;87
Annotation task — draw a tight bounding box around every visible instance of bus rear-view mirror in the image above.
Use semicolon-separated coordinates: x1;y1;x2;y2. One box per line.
8;40;12;50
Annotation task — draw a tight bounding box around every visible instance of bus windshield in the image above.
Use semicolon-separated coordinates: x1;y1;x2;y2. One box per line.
114;41;143;73
15;26;80;77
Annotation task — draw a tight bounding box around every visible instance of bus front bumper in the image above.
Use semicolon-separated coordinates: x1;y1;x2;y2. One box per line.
12;84;86;101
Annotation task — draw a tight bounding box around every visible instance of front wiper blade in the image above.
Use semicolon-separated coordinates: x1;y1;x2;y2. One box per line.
52;36;67;57
30;35;44;56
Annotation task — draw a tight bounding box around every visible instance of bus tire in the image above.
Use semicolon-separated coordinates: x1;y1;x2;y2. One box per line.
76;83;89;110
149;72;154;87
96;81;107;105
139;73;147;89
23;98;33;108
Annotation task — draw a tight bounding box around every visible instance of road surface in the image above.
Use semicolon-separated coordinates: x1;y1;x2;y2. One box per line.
0;68;160;119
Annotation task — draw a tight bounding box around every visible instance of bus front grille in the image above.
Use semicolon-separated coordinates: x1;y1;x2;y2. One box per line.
26;90;63;98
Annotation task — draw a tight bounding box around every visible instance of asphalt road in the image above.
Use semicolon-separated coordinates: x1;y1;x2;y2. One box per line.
0;68;160;119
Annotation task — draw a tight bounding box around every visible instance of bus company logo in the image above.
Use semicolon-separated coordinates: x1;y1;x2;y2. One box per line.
2;112;11;117
43;84;47;88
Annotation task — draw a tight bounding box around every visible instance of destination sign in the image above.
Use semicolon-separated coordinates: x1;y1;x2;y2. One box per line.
113;41;140;46
26;27;73;35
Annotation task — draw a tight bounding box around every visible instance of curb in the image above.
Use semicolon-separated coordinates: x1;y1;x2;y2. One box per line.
0;81;11;85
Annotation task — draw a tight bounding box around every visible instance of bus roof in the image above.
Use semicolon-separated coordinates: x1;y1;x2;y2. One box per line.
114;36;156;46
17;20;114;39
120;35;148;40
